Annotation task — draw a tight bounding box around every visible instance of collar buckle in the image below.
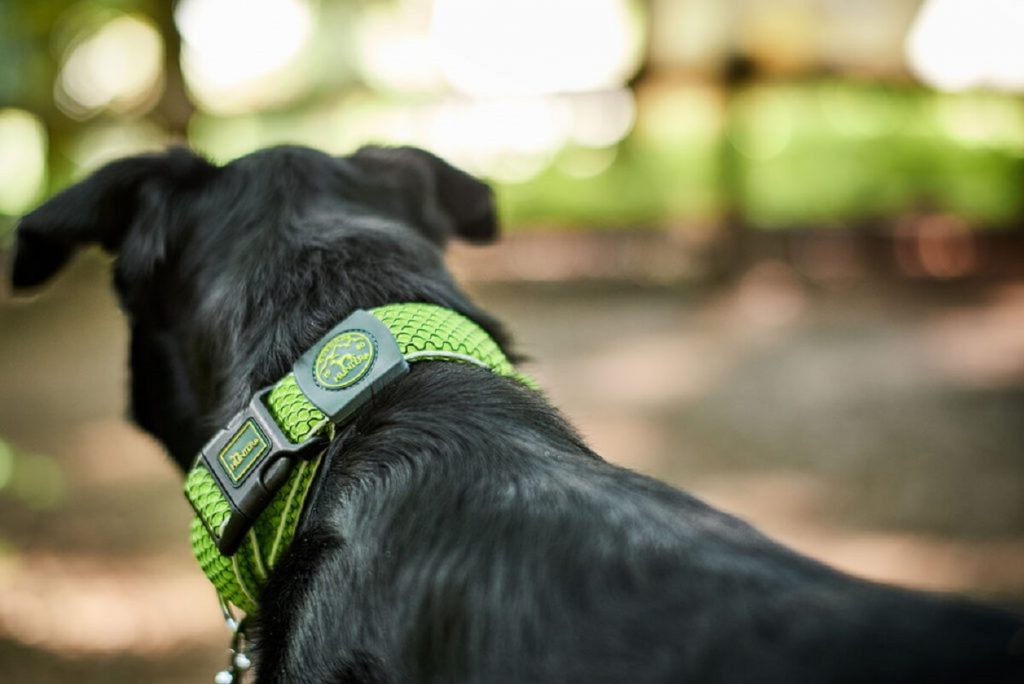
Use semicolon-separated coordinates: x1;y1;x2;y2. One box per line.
189;387;327;556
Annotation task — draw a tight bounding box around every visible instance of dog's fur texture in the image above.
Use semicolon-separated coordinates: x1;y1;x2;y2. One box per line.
11;145;1024;683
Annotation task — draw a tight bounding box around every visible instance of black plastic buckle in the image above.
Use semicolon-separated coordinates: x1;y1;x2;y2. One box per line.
192;388;326;556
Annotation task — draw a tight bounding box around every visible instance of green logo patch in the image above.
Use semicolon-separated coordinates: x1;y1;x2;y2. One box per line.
217;419;270;486
313;330;377;390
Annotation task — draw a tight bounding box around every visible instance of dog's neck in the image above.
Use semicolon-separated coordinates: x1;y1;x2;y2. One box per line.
184;302;535;615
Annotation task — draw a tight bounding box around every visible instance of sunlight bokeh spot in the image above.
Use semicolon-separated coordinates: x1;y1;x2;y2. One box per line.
56;15;163;118
557;146;618;179
565;89;636;149
934;97;1024;150
730;89;798;161
176;0;314;113
0;109;47;216
355;1;444;94
0;438;14;490
906;0;1024;93
429;0;645;97
67;121;167;174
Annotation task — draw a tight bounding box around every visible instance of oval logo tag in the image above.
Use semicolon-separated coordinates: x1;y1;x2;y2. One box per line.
313;330;377;390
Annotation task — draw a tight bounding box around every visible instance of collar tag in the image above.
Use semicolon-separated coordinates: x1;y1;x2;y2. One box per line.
292;309;410;423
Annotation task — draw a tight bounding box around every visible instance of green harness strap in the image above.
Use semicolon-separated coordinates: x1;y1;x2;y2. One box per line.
184;302;535;614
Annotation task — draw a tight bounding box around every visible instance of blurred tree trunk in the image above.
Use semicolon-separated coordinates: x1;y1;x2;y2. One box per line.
711;53;756;283
10;2;78;194
149;0;194;139
7;1;195;195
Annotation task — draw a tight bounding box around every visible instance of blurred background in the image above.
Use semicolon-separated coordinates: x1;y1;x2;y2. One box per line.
1;0;1023;680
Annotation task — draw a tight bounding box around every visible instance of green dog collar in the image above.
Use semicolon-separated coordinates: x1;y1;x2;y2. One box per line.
184;302;536;614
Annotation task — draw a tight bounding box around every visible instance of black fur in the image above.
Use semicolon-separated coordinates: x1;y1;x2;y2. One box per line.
11;145;1024;683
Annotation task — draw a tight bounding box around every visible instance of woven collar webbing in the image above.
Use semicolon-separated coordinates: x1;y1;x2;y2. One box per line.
184;302;535;614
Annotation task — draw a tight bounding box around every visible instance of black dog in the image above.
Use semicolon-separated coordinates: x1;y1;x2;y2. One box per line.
11;145;1024;683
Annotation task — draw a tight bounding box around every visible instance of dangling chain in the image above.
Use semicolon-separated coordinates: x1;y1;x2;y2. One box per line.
214;600;253;684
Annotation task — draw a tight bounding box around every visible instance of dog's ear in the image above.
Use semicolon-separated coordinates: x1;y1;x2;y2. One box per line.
11;147;214;291
352;146;498;246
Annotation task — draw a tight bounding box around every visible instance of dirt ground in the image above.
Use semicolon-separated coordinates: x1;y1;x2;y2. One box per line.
1;251;1023;682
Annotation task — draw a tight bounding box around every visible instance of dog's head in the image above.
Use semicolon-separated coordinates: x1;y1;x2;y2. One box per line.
10;144;507;468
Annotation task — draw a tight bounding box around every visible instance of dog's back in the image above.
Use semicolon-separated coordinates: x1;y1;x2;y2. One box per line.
253;362;1024;683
